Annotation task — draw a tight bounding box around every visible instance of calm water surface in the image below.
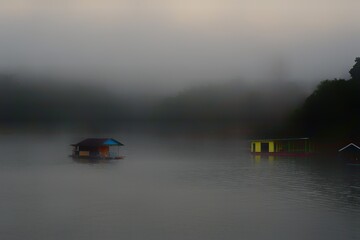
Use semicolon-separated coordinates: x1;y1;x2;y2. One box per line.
0;129;359;240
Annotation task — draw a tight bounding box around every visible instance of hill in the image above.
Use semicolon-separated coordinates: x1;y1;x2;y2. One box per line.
288;58;360;139
0;74;135;126
152;79;307;136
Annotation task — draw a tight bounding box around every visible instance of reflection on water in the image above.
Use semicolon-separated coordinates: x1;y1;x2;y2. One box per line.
0;129;359;240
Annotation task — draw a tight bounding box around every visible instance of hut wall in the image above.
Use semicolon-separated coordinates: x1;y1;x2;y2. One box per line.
251;141;274;153
268;142;274;153
109;146;119;157
79;151;90;157
251;142;262;153
99;146;109;157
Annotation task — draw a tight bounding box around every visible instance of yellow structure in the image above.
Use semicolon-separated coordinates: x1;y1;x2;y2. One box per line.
251;140;275;153
250;138;312;154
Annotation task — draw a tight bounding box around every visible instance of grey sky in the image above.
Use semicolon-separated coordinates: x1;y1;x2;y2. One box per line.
0;0;359;92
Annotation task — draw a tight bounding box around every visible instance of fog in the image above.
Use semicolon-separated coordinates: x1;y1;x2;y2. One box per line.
0;73;307;140
1;0;359;92
1;0;360;137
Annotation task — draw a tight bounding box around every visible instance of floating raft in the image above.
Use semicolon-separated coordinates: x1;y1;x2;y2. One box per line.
250;138;314;155
70;155;125;160
71;138;125;160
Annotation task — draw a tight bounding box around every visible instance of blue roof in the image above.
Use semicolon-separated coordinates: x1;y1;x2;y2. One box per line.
103;139;121;145
72;138;124;147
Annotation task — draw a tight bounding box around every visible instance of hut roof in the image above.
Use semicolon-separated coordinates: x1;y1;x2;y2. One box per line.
72;138;124;147
338;143;360;152
251;138;309;142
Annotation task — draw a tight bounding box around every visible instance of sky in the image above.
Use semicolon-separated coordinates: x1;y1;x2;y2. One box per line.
0;0;359;92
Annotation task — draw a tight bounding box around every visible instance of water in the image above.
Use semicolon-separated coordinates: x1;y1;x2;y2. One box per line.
0;128;359;240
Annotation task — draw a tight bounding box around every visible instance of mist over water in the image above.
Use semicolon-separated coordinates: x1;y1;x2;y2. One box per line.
1;1;360;239
0;128;359;240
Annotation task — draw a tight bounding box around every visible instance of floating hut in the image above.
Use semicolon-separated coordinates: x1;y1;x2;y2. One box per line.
338;143;360;164
250;138;313;155
71;138;124;159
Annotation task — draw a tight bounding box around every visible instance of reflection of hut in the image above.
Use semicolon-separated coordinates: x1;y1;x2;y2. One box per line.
71;138;124;159
250;138;313;155
338;143;360;164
